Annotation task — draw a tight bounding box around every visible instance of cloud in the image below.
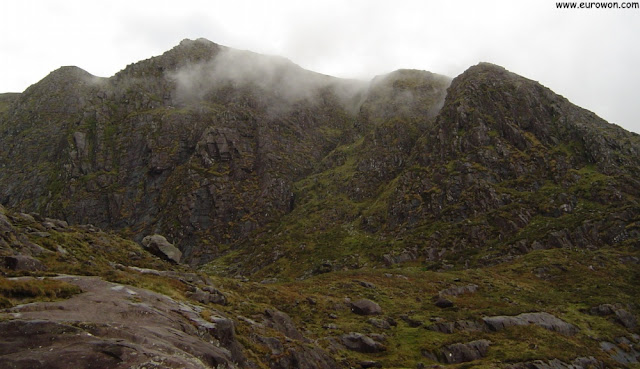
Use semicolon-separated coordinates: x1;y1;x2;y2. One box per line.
167;44;368;113
0;0;638;132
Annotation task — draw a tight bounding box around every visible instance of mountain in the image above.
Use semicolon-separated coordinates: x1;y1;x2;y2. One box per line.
1;38;639;368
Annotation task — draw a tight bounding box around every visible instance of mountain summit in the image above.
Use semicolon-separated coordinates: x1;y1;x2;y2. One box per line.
0;38;639;368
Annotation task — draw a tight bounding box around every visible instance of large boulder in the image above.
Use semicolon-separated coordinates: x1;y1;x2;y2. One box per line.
141;234;182;264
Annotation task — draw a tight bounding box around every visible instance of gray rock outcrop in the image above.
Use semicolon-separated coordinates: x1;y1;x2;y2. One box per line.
142;234;182;263
0;275;242;368
483;312;578;336
351;299;382;315
341;332;386;353
438;339;491;364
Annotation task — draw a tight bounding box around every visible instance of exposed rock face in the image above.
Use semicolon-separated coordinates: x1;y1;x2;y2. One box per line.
589;303;637;329
263;308;305;341
0;276;241;368
483;312;578;336
142;234;182;263
0;39;639;277
600;337;640;365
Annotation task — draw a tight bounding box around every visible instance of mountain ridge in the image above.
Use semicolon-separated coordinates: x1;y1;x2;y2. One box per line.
0;38;638;274
0;38;639;368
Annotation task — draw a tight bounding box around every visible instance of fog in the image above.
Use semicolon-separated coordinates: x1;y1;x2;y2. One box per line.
169;45;369;113
1;0;638;133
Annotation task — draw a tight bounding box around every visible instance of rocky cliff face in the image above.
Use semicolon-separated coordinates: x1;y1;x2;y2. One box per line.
1;39;640;368
0;39;638;276
0;39;369;264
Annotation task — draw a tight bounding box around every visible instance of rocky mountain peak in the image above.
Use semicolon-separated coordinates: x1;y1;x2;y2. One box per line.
0;42;639;369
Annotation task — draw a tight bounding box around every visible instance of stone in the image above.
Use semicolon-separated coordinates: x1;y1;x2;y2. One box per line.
434;297;454;308
0;276;239;369
600;340;639;365
439;339;490;364
141;234;182;263
614;309;637;329
439;284;478;297
188;287;227;305
1;255;46;271
429;319;485;334
360;360;383;368
357;280;376;289
400;314;423;327
368;318;391;330
264;308;305;340
589;303;637;329
341;332;386;353
351;299;382;315
483;312;578;336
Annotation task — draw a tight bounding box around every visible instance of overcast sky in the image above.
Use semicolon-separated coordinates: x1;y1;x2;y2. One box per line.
1;0;638;133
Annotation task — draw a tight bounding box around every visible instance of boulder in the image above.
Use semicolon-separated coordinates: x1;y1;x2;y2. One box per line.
439;339;490;364
483;312;578;336
141;234;182;263
434;296;454;308
188;287;227;305
351;299;382;315
1;255;46;271
368;318;391;330
429;319;485;334
341;332;386;353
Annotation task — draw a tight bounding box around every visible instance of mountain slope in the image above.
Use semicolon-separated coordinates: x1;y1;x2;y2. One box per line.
0;39;370;264
0;39;638;277
1;203;639;368
206;63;640;279
1;39;639;368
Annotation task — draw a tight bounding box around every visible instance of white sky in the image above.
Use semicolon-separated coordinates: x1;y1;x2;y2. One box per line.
1;0;639;133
